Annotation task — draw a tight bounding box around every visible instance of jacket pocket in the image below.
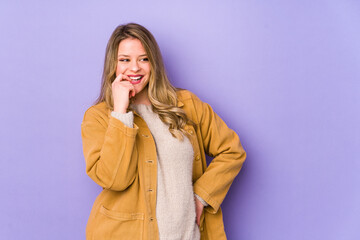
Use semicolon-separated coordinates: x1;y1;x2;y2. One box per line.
93;205;144;240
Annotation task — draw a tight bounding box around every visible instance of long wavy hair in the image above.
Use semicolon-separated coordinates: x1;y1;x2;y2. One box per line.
94;23;193;140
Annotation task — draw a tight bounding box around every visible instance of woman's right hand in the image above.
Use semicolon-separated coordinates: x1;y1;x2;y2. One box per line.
112;73;136;113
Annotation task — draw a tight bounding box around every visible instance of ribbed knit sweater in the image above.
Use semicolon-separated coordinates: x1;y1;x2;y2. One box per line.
111;104;204;240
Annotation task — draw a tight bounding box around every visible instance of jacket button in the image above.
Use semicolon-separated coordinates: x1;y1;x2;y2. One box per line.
142;134;149;138
146;160;153;164
150;217;154;221
148;189;153;192
196;155;201;161
200;226;204;231
188;129;194;135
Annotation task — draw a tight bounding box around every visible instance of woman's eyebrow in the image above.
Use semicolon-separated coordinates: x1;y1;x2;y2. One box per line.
118;54;148;57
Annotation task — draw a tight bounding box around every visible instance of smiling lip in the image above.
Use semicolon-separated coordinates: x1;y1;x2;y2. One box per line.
128;75;144;85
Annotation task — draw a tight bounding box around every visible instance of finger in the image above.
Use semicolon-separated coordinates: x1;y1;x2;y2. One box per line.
113;73;123;83
129;85;136;98
113;73;130;83
120;74;131;82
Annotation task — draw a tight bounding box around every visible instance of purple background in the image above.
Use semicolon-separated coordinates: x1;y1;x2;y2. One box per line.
1;0;359;239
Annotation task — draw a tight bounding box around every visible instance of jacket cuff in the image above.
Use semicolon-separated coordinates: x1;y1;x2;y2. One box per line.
195;193;209;207
111;111;134;128
193;184;220;214
108;113;138;137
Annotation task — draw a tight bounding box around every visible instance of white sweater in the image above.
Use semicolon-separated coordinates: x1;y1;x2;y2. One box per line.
111;104;206;240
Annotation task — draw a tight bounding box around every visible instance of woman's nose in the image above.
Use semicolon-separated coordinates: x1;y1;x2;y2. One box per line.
130;60;140;72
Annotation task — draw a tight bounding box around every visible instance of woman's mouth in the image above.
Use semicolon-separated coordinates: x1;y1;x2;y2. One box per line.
128;75;144;84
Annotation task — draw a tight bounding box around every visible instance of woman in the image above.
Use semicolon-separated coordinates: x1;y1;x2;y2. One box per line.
81;23;246;240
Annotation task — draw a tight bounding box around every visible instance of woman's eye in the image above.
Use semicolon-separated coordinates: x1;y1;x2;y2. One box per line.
119;59;129;62
140;58;149;62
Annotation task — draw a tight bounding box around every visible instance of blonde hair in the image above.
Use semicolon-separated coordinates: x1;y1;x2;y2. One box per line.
95;23;192;140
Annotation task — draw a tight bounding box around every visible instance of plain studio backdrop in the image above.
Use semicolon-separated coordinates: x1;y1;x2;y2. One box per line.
0;0;359;239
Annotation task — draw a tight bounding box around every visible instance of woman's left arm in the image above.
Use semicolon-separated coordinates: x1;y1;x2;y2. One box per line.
190;93;247;214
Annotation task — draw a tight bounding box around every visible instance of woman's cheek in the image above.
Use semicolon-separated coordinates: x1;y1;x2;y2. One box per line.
116;65;126;76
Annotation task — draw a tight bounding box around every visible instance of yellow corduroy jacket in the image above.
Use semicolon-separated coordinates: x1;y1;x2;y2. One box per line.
81;89;246;240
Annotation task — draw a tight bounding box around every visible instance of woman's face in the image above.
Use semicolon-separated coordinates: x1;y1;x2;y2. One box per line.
116;38;151;95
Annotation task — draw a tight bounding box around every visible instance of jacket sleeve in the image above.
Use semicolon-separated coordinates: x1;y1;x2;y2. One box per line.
81;107;139;191
191;93;246;214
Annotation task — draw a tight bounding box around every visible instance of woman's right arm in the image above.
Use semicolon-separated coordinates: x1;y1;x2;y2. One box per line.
81;106;139;191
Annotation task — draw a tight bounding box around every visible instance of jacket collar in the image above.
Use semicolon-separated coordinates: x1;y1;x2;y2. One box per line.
177;99;184;107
